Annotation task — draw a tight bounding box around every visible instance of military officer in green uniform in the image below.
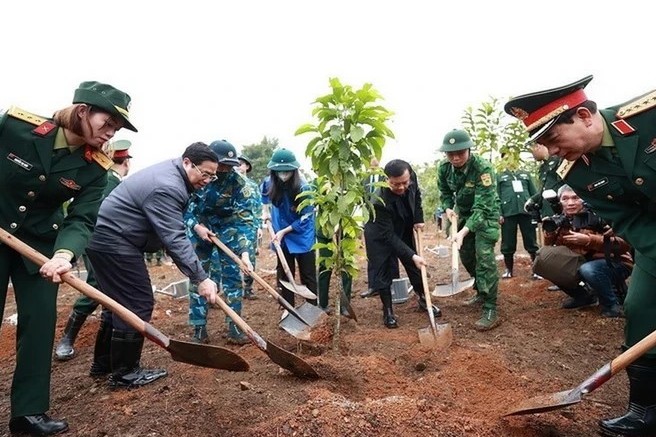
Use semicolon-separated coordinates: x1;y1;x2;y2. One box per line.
55;139;133;362
506;75;656;436
497;163;539;278
438;129;501;331
0;81;136;436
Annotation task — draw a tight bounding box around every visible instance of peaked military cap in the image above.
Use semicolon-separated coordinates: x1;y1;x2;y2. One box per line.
73;81;137;132
504;75;593;141
109;139;132;160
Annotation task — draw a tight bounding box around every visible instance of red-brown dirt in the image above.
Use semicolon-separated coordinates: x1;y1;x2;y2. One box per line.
0;222;627;436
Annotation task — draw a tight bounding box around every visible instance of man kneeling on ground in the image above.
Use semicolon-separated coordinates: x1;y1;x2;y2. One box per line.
534;184;632;318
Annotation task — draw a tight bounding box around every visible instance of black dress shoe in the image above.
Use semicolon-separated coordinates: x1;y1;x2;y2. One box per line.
417;298;442;318
359;289;379;298
383;313;398;329
9;414;69;436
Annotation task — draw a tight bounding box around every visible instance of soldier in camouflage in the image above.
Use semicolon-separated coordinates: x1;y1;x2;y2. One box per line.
438;129;501;331
236;154;262;299
184;140;255;345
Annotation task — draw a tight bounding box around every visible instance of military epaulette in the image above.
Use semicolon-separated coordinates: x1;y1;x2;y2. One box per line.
556;159;576;179
7;106;57;136
83;145;113;170
616;90;656;119
7;106;48;126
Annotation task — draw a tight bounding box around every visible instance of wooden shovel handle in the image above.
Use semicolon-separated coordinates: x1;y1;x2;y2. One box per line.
0;228;170;348
265;221;297;286
450;218;459;268
414;227;438;336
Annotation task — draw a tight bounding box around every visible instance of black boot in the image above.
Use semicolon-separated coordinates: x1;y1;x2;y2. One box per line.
54;309;88;361
108;330;167;388
380;290;398;329
502;255;513;279
599;360;656;436
9;413;68;436
89;319;113;377
417;295;442;318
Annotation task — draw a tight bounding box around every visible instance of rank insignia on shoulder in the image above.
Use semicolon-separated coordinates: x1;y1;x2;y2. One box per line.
556;160;576;179
611;119;635;136
7;106;49;127
83;145;113;170
480;173;492;187
616;90;656;119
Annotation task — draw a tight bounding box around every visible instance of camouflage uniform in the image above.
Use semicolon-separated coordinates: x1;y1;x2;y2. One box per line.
241;176;262;295
438;154;500;310
184;170;256;333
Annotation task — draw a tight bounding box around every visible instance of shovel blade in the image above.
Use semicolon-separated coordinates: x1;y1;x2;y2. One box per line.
432;277;475;297
167;338;250;371
418;323;453;350
504;389;582;416
279;279;318;300
279;302;328;340
266;340;320;379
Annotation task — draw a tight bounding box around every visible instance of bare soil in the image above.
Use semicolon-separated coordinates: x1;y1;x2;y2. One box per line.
0;222;627;436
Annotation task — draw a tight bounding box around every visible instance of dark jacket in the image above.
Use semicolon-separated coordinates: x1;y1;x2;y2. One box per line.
364;171;423;265
88;158;208;284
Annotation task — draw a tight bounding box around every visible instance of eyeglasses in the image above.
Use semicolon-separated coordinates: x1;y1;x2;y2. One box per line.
192;163;218;182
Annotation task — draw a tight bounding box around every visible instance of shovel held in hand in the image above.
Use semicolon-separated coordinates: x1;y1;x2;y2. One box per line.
212;294;319;379
414;228;452;349
0;229;249;372
210;236;324;341
505;327;656;416
265;222;317;300
432;216;475;297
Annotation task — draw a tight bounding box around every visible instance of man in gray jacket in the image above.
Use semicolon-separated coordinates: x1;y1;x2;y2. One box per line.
85;142;220;388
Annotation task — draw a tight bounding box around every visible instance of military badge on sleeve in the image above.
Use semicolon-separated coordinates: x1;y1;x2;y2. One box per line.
480;173;492;187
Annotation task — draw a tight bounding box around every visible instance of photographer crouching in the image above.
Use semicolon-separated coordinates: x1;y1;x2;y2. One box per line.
533;185;632;318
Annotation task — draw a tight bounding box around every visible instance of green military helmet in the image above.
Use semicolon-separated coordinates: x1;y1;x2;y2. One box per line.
440;129;474;152
238;154;252;173
209;139;240;166
267;148;300;171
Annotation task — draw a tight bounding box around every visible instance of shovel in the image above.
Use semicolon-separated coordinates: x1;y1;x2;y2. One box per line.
0;229;249;372
265;222;317;300
414;228;452;349
212;295;319;379
211;236;325;341
504;327;656;416
432;218;475;297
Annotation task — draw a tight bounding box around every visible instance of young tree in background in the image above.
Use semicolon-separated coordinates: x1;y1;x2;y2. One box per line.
296;78;394;349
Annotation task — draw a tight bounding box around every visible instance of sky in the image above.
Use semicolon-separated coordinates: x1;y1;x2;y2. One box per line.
2;1;654;174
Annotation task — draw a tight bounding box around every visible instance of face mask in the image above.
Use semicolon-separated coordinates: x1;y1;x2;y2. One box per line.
277;171;293;182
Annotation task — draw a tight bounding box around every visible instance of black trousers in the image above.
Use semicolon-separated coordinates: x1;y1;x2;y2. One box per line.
86;249;154;331
276;245;316;306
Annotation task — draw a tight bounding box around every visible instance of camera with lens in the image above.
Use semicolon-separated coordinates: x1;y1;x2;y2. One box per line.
542;207;606;233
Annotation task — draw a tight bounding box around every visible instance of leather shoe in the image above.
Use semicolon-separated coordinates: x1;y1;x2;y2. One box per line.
417;298;442;318
9;414;68;436
359;289;379;298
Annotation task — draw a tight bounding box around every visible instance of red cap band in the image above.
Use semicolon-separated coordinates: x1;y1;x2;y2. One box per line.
524;89;588;131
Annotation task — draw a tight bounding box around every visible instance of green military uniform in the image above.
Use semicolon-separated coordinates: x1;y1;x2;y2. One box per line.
0;81;135;433
505;75;656;436
0;108;111;417
438;150;500;313
529;156;564;217
497;169;539;276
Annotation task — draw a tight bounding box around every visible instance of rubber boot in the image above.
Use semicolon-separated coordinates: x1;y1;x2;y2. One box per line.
380;290;398;329
599;360;656;437
55;309;88;361
108;330;167;388
502;256;513;279
226;321;249;345
89;319;113;377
